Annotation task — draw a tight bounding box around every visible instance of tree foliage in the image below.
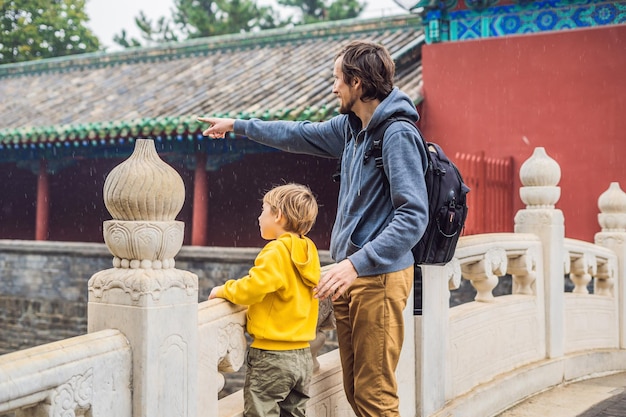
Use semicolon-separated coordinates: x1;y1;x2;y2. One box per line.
115;0;365;48
173;0;282;38
278;0;365;24
115;0;282;48
0;0;100;64
114;11;178;48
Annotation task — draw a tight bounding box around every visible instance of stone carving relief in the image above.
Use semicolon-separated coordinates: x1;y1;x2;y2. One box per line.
216;322;247;374
103;139;184;222
88;138;199;303
508;247;539;295
462;247;507;302
597;182;626;232
446;258;463;290
514;209;564;227
569;252;597;295
595;257;617;297
104;221;184;269
89;268;197;301
214;321;247;393
566;248;616;297
159;335;188;417
518;147;561;209
23;368;94;417
595;234;625;246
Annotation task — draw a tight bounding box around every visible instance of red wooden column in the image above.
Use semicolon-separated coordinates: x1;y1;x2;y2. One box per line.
35;159;49;241
191;152;209;246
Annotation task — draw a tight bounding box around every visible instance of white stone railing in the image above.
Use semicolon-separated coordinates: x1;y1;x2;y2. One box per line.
0;329;131;417
450;234;545;394
562;238;619;353
418;149;626;417
454;232;542;300
198;298;247;417
413;233;544;417
2;142;626;417
564;238;617;296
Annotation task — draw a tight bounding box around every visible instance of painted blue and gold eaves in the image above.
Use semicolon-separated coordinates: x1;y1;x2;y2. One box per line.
415;0;626;43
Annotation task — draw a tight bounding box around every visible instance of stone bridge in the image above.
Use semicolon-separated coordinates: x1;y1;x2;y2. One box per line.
1;139;625;417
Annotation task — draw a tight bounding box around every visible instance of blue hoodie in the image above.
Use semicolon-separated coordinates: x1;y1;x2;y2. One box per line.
234;87;429;276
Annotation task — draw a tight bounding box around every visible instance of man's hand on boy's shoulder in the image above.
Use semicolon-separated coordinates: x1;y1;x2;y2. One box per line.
314;259;357;301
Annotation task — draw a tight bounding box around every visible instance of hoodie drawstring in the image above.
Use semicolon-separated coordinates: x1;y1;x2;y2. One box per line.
351;129;367;196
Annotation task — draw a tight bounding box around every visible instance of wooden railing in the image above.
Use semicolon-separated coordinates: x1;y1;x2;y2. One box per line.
454;151;515;235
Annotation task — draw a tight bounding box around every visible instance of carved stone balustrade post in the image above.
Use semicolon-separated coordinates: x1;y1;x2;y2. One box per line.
595;259;616;297
569;252;597;295
508;247;539;296
595;182;626;347
514;147;565;359
461;247;507;302
87;139;198;417
414;265;450;417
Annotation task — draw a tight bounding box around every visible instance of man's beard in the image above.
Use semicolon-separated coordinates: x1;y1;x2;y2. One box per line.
339;95;357;114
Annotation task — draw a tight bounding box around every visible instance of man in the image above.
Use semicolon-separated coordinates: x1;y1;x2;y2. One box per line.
199;40;428;417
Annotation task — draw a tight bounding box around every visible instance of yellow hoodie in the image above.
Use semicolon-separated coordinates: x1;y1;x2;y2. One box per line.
216;233;321;350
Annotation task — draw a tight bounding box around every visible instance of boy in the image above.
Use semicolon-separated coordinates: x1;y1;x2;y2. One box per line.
209;183;321;417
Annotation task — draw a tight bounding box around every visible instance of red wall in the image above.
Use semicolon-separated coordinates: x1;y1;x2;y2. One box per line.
421;25;626;241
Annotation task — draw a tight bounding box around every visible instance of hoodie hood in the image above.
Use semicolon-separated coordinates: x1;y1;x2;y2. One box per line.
343;87;420;197
346;87;420;135
277;233;320;288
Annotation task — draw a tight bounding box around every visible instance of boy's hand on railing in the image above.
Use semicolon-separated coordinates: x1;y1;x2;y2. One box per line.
208;286;223;300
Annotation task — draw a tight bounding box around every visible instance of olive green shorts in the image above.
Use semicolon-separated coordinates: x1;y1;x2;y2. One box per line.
243;346;313;417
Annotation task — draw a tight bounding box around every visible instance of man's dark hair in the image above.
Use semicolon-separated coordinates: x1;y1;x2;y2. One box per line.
336;40;395;102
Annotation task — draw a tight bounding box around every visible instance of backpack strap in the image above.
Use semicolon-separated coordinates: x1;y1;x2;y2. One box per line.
331;121;354;183
364;115;419;169
332;115;418;182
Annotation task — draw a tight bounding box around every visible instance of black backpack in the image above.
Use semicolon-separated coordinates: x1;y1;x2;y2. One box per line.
334;116;470;266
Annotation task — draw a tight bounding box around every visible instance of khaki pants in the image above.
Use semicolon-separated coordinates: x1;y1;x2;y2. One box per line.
243;347;313;417
333;266;413;417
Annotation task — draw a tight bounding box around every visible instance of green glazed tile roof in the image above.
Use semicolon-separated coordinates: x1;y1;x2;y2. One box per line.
0;14;424;162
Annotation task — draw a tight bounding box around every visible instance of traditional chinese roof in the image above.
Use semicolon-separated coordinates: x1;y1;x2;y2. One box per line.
0;14;424;165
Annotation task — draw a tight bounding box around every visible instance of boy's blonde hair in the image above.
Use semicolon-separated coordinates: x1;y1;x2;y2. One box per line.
263;183;318;236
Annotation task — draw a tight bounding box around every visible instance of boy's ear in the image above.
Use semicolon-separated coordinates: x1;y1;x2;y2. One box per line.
274;209;288;227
